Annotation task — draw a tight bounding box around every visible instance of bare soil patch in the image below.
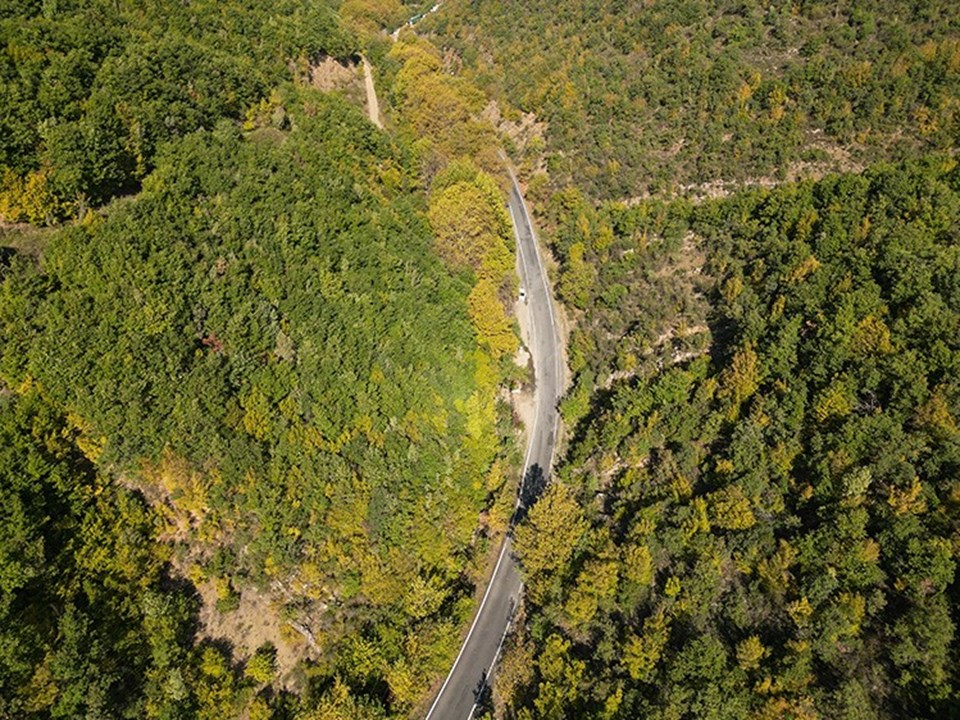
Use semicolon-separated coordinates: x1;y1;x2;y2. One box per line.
0;221;55;257
307;55;365;109
196;580;313;691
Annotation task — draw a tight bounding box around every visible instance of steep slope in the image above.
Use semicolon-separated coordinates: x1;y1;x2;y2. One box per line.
430;0;960;199
501;160;960;719
0;0;354;223
0;84;513;716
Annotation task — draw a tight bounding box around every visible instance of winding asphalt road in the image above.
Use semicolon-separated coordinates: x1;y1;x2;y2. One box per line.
424;161;562;719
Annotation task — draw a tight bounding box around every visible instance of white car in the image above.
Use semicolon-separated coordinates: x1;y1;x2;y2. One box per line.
519;287;527;303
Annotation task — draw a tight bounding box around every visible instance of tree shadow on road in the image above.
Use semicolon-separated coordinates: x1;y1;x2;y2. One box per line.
512;462;547;525
471;668;492;717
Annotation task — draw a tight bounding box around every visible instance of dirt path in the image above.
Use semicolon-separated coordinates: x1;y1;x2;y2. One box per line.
360;55;382;129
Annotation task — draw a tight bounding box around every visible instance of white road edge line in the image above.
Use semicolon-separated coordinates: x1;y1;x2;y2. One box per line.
427;157;562;720
504;161;562;471
424;179;542;720
423;531;511;720
465;610;514;720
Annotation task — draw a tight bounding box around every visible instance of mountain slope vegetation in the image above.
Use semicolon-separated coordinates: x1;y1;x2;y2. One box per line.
5;0;960;718
432;0;960;198
1;84;512;716
0;0;352;222
503;158;960;719
412;2;960;718
1;1;524;717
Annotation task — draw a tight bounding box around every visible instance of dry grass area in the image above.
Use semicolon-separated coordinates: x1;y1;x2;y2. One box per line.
308;54;365;107
195;579;314;690
0;221;54;257
483;100;548;164
128;454;320;689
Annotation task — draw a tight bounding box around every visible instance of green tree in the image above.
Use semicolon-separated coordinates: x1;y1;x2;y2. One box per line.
514;484;588;604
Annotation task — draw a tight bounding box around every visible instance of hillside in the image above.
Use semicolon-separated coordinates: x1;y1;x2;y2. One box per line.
430;0;960;199
503;159;960;719
3;1;960;719
411;1;960;718
0;1;524;718
0;0;354;223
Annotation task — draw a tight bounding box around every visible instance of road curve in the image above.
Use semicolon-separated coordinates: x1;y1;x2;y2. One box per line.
424;161;562;719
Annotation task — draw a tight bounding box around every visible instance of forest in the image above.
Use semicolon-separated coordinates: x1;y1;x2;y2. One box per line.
1;0;525;718
402;3;960;717
499;160;960;718
4;0;960;718
0;0;356;223
430;0;960;199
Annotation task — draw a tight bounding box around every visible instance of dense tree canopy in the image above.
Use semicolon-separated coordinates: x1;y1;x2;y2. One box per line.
1;81;518;716
0;0;530;712
0;0;354;222
430;0;960;199
502;159;960;719
6;0;960;718
0;390;205;718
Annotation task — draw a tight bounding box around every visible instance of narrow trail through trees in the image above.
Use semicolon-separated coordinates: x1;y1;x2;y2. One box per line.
360;55;382;128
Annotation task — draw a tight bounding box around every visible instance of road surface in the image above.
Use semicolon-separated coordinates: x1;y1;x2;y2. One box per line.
391;2;444;40
424;162;562;719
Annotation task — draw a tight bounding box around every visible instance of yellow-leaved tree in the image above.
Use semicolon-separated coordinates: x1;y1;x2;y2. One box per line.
427;180;502;271
623;607;672;682
719;344;760;418
339;0;405;37
562;554;619;633
0;167;62;224
467;278;518;359
389;39;497;167
514;483;588;603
